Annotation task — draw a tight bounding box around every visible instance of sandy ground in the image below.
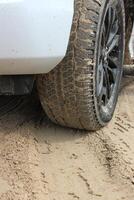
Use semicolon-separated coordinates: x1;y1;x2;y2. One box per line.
0;77;134;200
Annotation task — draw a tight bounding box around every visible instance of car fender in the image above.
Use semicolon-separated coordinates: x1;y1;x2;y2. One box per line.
0;0;74;74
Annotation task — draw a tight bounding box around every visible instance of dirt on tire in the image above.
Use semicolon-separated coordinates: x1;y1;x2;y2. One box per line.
37;0;125;131
0;77;134;200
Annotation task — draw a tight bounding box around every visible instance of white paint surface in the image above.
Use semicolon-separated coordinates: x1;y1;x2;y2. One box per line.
0;0;74;74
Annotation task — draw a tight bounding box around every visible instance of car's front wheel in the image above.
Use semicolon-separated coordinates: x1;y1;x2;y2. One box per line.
37;0;125;131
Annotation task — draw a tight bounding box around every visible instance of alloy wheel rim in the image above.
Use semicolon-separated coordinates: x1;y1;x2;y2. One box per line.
97;6;121;109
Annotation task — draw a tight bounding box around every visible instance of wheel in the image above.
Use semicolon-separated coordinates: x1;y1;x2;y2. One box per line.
37;0;125;131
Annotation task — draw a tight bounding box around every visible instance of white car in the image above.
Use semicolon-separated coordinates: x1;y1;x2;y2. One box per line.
0;0;133;130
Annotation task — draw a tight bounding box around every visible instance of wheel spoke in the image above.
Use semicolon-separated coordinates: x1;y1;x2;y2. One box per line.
105;8;112;39
104;64;111;99
107;19;119;47
107;35;119;54
105;7;117;44
102;27;107;48
97;61;104;96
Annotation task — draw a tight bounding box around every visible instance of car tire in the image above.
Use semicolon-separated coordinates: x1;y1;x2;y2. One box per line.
37;0;125;131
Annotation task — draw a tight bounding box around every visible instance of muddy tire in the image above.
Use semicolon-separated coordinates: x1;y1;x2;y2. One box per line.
37;0;125;131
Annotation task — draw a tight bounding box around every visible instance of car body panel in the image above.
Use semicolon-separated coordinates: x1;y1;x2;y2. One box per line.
0;0;74;74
